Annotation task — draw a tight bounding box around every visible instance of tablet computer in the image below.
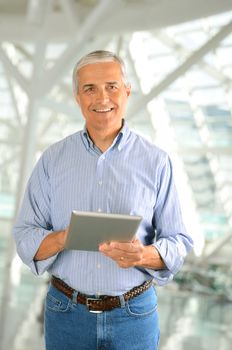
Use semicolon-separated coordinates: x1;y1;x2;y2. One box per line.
65;211;142;251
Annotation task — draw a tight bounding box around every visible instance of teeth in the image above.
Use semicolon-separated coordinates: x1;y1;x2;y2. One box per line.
94;108;112;112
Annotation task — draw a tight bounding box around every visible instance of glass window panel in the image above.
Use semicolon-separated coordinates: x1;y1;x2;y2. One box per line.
191;87;226;105
221;32;232;45
216;47;232;66
207;11;232;27
185;70;219;87
45;43;68;60
174;31;208;50
222;66;232;78
166;20;201;35
0;76;8;89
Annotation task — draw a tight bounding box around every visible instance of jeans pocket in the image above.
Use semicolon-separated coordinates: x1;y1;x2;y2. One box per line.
45;286;72;313
125;286;157;317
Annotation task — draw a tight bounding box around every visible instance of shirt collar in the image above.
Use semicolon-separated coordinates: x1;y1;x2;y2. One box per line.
80;119;130;153
81;127;94;150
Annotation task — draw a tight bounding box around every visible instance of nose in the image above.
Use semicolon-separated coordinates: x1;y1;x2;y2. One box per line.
96;88;109;102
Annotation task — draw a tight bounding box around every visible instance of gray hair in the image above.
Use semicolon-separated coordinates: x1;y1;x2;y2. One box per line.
72;50;129;94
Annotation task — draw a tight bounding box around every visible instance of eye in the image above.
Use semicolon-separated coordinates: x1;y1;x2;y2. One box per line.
108;85;117;91
84;87;95;93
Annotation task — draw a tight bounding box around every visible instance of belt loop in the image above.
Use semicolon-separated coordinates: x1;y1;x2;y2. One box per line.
119;294;126;308
72;290;78;304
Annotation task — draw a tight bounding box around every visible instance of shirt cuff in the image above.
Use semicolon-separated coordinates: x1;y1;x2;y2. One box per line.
16;228;57;276
153;239;185;275
144;267;174;285
31;254;58;275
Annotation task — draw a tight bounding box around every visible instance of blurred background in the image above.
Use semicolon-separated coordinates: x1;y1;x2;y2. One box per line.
0;0;232;349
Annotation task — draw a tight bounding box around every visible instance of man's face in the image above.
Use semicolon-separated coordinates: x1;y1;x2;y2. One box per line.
75;61;131;132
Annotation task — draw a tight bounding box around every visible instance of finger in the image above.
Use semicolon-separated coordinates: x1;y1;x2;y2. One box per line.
100;246;142;259
108;240;142;252
103;249;143;264
99;242;112;253
117;259;138;268
99;240;144;263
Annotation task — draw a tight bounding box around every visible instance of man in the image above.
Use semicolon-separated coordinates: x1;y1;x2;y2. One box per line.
13;50;193;350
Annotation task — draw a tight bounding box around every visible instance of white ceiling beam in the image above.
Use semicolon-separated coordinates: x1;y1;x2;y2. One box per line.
40;98;80;119
125;46;157;136
127;19;232;119
115;35;123;56
0;46;29;95
126;46;143;93
38;113;61;138
29;39;47;99
0;14;70;42
156;31;231;85
178;146;232;155
0;86;38;346
13;44;32;61
183;80;231;236
29;1;53;99
0;152;20;167
6;74;23;126
197;230;232;264
37;0;116;97
0;0;232;41
26;0;49;25
35;31;109;95
0;139;19;145
59;0;80;32
59;82;73;98
0;119;17;129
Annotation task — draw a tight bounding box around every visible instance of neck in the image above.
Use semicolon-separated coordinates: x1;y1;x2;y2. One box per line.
86;121;123;152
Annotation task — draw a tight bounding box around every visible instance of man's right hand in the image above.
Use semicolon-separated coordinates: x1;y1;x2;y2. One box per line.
34;227;69;261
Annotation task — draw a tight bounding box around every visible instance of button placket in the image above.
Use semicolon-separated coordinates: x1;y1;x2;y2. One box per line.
93;154;106;212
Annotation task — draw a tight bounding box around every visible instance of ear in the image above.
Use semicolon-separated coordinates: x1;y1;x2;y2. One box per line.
75;94;80;105
125;84;131;97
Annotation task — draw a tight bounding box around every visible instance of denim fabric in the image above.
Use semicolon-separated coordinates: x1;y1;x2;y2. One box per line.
44;284;160;350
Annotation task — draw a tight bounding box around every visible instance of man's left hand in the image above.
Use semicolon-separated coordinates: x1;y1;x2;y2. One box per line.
99;239;144;268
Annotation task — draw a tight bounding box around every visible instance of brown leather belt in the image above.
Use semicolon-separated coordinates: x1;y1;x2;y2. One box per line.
51;276;153;312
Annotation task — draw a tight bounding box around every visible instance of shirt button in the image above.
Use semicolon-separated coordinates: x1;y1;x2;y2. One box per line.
97;264;101;269
98;180;102;185
97;208;102;212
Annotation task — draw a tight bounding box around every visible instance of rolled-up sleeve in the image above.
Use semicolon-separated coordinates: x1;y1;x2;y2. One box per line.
13;150;58;275
147;155;193;284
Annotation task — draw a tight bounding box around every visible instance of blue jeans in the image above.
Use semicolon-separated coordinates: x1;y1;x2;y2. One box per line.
44;283;160;350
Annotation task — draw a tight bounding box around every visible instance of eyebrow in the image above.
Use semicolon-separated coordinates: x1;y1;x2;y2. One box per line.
82;81;120;89
106;81;119;85
82;84;95;89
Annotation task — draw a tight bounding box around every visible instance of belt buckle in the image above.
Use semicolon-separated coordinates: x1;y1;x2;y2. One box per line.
86;297;103;313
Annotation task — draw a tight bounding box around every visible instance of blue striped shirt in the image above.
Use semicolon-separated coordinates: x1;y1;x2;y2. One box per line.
13;121;193;296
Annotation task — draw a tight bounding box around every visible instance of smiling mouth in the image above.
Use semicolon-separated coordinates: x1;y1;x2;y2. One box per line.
93;108;114;113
